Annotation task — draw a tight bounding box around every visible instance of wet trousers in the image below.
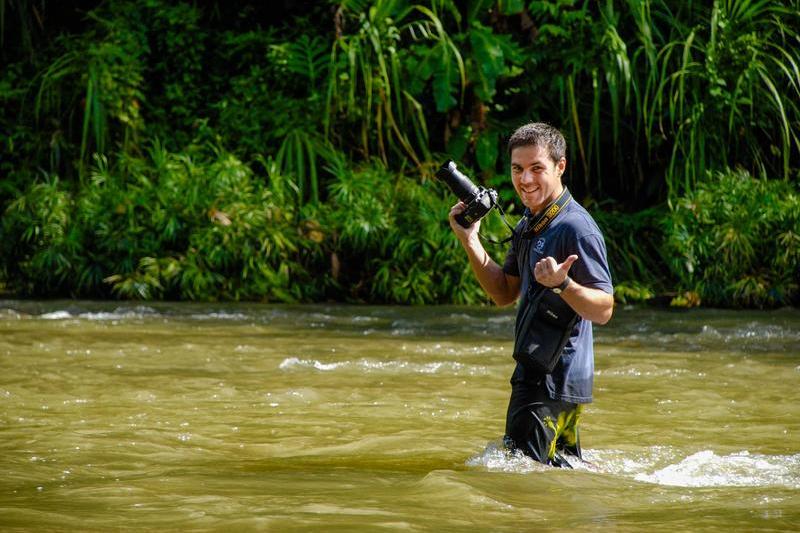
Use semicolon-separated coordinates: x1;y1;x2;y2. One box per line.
503;376;583;468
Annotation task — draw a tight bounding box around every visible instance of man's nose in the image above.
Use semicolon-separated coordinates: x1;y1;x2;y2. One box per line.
520;169;534;183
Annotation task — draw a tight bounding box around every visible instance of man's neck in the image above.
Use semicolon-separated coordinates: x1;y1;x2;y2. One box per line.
530;184;564;217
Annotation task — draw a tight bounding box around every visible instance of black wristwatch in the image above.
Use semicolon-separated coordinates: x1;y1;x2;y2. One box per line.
551;276;571;295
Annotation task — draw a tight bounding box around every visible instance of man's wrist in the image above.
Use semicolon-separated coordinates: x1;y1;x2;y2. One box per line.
550;276;571;295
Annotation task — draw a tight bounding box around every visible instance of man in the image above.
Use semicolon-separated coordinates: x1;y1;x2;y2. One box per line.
448;122;613;467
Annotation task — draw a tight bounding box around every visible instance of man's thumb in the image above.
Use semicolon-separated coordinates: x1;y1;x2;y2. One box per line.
561;254;579;272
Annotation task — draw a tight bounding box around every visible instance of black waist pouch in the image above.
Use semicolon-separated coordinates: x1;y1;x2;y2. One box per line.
513;287;579;376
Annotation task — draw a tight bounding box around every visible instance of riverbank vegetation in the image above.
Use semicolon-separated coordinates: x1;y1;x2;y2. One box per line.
2;0;799;307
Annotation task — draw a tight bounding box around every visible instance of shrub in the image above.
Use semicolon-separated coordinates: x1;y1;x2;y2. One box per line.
663;169;800;307
318;158;500;304
1;175;79;295
1;141;317;301
590;203;670;303
0;142;500;304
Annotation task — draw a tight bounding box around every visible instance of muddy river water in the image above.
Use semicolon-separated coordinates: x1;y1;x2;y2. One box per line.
1;301;798;530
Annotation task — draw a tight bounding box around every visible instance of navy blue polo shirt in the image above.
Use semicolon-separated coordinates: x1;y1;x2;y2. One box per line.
502;198;613;403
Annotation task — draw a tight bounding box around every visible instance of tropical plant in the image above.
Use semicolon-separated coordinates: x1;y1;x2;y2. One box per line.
663;168;800;307
319;158;500;303
326;0;467;167
523;0;800;204
590;201;669;302
30;18;146;175
1;174;79;295
94;142;317;302
4;0;800;308
645;0;800;198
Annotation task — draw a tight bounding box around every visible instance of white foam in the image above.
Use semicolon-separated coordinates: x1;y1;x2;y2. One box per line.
633;450;800;488
79;312;129;320
351;315;380;323
81;306;159;320
188;312;248;320
40;311;73;319
466;442;547;473
467;445;800;488
279;357;343;371
37;306;161;320
278;357;487;375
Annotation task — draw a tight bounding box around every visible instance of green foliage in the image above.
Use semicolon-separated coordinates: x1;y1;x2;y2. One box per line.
466;21;522;103
644;0;800;196
326;0;464;166
212;31;299;159
4;0;800;307
590;202;669;301
318;159;497;304
275;129;339;206
1;141;315;301
613;281;655;305
1;175;78;295
0;140;495;304
30;11;147;173
279;34;331;93
136;1;206;146
523;0;800;203
663;169;800;307
92;144;318;302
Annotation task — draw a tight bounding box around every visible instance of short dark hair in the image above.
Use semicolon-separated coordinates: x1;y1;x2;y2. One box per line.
507;122;566;163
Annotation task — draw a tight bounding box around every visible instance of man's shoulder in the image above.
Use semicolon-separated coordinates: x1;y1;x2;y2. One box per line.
557;199;604;239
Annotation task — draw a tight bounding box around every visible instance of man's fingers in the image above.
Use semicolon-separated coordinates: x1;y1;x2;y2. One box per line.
449;201;466;217
540;257;557;269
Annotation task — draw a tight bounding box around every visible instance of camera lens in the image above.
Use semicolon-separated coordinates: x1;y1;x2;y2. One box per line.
436;160;479;202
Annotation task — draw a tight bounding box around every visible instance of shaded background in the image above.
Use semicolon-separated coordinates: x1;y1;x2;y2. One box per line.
1;0;799;306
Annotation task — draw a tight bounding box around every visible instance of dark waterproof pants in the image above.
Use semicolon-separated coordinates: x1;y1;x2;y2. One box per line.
503;375;583;468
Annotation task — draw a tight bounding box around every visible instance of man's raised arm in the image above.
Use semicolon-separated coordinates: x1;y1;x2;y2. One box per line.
449;201;521;307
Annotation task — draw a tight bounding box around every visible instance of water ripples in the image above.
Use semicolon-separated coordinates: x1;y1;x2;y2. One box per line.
278;357;489;376
601;308;800;353
467;443;800;489
2;300;799;530
4;301;799;353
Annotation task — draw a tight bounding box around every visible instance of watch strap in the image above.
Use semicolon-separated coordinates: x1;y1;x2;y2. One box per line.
552;276;571;294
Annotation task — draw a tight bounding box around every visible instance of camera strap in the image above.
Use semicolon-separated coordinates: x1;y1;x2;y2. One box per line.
482;201;518;245
519;187;573;240
482;187;572;246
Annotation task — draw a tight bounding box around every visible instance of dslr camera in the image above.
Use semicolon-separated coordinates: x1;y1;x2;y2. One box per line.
436;160;498;228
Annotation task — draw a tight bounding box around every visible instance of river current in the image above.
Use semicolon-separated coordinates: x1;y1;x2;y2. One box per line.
1;301;798;530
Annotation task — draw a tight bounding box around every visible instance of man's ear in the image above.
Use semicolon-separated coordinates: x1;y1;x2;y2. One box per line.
557;157;567;176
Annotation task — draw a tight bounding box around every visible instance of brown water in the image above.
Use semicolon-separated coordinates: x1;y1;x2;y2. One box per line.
1;300;799;531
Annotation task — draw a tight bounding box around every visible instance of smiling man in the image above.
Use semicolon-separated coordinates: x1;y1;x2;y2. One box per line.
448;122;614;467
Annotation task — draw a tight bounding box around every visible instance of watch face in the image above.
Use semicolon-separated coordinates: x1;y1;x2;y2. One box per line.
552;288;562;294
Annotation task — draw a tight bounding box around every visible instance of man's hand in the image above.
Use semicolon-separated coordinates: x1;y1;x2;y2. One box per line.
448;201;521;306
448;201;480;244
535;254;612;323
534;255;578;288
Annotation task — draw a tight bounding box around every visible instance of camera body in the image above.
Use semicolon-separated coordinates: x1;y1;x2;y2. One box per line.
436;160;498;228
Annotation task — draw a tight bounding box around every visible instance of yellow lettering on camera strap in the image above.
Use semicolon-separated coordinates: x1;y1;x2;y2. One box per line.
484;188;572;246
523;188;573;238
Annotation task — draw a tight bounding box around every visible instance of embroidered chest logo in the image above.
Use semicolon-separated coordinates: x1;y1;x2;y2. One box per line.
533;238;546;255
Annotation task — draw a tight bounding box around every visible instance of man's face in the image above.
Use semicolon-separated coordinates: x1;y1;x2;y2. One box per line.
510;144;566;213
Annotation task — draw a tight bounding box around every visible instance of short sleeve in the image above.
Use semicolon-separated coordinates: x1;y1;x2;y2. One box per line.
570;233;613;293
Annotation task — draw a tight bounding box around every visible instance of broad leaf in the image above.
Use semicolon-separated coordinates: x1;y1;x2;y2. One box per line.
446;125;471;161
431;43;457;112
475;129;498;171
